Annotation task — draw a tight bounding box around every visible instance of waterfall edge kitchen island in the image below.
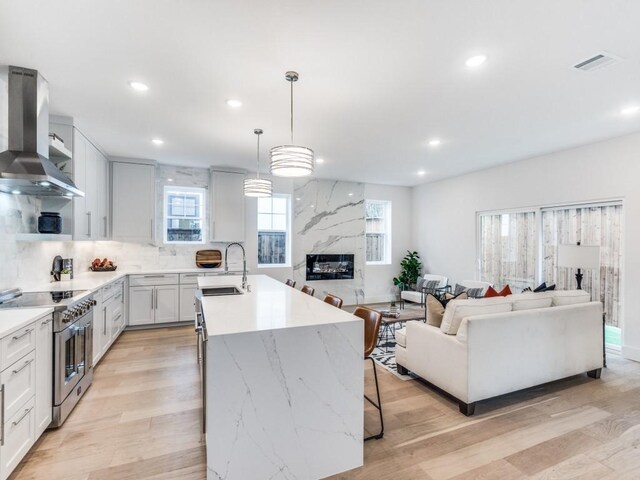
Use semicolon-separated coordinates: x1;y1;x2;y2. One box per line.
197;274;364;480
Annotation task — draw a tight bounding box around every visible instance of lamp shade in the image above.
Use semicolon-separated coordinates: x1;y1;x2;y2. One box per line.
243;178;272;197
270;145;314;177
557;244;600;269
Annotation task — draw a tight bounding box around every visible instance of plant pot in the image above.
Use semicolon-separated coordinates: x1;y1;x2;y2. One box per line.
60;273;71;282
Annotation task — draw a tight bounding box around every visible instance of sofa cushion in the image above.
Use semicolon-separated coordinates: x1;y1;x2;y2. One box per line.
551;290;591;306
401;290;423;304
510;293;553;311
440;297;512;335
423;280;441;294
426;294;445;327
395;327;407;348
425;292;469;327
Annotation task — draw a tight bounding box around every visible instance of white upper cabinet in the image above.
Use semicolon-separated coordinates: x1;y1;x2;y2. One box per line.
210;170;245;242
48;118;110;241
111;161;156;243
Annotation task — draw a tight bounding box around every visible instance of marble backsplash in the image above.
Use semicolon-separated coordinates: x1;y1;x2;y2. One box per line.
292;179;365;305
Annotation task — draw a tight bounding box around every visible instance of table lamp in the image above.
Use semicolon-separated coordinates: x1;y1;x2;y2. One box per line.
557;242;600;290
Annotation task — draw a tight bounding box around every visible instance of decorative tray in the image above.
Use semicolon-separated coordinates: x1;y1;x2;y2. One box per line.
90;266;118;272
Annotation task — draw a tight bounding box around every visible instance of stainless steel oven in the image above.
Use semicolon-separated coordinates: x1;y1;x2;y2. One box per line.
52;297;95;427
54;309;93;420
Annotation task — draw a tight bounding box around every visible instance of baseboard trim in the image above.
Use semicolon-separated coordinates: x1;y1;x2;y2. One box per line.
621;344;640;362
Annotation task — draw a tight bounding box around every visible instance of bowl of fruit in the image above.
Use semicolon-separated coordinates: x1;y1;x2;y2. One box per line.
90;258;117;272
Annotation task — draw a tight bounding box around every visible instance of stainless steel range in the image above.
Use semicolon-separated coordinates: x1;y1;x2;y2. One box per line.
0;288;95;427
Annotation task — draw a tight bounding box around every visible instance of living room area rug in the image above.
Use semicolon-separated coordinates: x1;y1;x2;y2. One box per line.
370;338;415;381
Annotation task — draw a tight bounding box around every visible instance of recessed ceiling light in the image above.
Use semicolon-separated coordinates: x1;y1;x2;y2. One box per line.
316;158;325;164
620;105;640;116
428;139;441;147
65;192;74;197
417;170;427;176
348;192;353;197
296;197;301;201
167;178;174;182
11;190;20;195
129;81;149;92
310;204;315;208
152;138;164;145
465;55;487;68
39;181;51;187
226;99;242;108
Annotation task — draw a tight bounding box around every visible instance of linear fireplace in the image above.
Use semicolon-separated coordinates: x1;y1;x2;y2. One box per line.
306;254;354;281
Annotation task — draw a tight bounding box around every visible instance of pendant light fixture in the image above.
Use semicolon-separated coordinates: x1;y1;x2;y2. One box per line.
244;129;273;197
270;71;314;177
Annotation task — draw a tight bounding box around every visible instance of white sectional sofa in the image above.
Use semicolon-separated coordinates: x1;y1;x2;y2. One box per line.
395;290;604;415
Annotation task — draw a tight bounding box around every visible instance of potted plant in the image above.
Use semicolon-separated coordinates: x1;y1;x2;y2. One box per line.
393;250;422;291
60;268;71;282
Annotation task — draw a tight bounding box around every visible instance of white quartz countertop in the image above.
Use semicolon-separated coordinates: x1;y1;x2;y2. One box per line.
198;274;360;336
0;308;53;338
23;267;244;294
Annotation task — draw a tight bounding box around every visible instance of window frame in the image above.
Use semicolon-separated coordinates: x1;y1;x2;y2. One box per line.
163;185;207;245
365;199;392;266
257;193;291;268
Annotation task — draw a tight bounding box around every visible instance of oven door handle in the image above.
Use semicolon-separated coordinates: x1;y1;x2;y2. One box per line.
85;321;94;371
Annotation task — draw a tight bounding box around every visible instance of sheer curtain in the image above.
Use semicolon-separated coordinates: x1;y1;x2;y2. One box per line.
479;212;537;291
541;204;622;327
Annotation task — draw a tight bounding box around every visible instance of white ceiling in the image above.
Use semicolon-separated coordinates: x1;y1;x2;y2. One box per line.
1;0;640;186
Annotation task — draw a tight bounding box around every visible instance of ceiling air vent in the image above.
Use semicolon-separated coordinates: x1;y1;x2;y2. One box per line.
573;52;621;72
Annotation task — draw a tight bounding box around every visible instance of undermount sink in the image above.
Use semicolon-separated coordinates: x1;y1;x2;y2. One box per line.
201;286;244;296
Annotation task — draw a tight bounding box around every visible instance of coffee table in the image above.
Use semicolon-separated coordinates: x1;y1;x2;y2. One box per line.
362;304;425;352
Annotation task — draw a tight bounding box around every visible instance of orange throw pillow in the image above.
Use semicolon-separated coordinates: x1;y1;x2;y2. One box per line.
484;286;499;298
498;285;512;296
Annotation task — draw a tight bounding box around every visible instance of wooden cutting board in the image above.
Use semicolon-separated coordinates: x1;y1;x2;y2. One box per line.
196;249;222;268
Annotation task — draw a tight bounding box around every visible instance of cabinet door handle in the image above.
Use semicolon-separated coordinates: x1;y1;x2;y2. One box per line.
113;313;122;323
1;384;4;446
143;275;166;278
12;328;32;341
151;290;154;310
12;359;33;375
87;211;92;237
150;219;154;239
155;289;158;309
41;317;53;326
103;306;107;335
11;407;32;427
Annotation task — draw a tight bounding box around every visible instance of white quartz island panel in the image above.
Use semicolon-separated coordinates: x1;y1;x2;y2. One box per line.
198;275;364;480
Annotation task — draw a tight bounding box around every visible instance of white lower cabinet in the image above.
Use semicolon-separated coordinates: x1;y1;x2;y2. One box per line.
179;284;198;322
1;397;35;479
34;316;52;437
94;279;126;365
129;285;179;326
0;312;52;479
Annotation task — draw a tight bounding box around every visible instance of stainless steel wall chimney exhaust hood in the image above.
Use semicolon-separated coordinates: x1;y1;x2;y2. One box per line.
0;65;84;197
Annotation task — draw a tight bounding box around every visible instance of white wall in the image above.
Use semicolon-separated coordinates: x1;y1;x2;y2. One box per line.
412;131;640;361
364;183;413;303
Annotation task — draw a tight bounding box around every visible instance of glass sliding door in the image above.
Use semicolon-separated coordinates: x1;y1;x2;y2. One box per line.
478;211;537;291
541;203;623;336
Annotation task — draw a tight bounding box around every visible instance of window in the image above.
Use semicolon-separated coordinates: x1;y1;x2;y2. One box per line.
477;202;623;345
366;200;392;264
163;186;206;244
257;195;290;267
478;211;537;291
541;203;622;329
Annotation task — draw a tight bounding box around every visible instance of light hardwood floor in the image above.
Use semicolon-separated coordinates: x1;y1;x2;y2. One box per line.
10;327;640;479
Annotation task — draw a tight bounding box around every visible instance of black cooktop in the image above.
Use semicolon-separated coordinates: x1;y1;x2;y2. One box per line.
0;290;88;309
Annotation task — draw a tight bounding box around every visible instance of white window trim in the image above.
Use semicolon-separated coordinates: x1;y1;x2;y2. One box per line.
257;193;292;268
365;199;392;266
163;185;207;245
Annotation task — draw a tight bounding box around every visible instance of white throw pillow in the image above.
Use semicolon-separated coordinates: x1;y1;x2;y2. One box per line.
509;293;553;311
440;297;512;335
551;290;591;306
